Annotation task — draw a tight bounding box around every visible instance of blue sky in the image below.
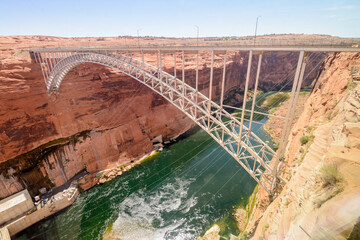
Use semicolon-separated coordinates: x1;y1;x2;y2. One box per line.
0;0;359;37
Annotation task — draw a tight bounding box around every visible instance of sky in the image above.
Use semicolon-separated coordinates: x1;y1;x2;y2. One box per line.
0;0;359;38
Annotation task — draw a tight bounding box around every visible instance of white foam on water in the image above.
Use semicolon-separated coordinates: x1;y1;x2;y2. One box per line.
107;176;201;239
106;216;184;240
179;196;198;214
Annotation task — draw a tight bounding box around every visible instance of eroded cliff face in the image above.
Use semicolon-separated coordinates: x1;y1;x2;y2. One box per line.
0;59;195;197
0;36;324;199
244;52;360;239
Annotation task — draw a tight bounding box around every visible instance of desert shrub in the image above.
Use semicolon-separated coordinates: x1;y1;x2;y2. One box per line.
262;223;269;234
320;162;344;188
307;126;314;133
347;79;357;90
300;135;314;145
314;162;345;207
300;136;309;145
326;111;338;121
273;143;279;151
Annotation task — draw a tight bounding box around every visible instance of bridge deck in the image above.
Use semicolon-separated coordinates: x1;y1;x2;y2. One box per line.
27;46;360;195
28;45;360;53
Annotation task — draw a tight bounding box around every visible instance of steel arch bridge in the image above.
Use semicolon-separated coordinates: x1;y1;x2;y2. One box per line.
28;46;360;194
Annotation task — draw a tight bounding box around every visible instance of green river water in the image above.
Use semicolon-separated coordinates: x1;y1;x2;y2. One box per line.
15;97;275;240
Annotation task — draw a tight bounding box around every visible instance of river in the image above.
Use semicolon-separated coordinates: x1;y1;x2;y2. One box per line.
15;100;275;240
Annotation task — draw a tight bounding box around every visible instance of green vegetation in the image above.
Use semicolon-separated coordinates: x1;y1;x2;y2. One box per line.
287;171;292;181
285;198;291;207
261;88;311;115
257;90;264;96
300;136;309;145
300;126;315;145
298;85;313;96
260;223;270;239
347;78;357;90
233;185;259;239
247;185;259;219
263;223;270;233
260;92;290;108
293;126;316;167
273;143;279;151
303;84;313;91
232;89;310;124
314;162;345;207
103;220;115;238
139;151;160;164
215;214;241;237
326;110;338;122
320;162;344;188
239;231;248;240
300;135;314;145
307;126;314;133
246;90;265;101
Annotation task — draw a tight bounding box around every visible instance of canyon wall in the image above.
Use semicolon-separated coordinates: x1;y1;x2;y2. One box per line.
243;52;360;239
0;59;194;198
0;36;324;199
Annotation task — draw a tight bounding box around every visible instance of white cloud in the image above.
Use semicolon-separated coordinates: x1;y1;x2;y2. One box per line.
325;5;356;11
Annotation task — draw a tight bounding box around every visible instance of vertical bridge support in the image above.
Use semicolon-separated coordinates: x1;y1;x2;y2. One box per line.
271;51;308;193
28;46;358;195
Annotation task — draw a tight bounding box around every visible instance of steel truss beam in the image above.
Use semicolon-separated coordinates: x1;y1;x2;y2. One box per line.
29;46;332;194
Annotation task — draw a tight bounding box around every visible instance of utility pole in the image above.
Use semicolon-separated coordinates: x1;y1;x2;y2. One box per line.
195;25;199;46
253;16;261;46
137;29;142;48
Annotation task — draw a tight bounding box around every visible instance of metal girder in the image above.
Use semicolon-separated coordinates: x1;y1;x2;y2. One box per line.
29;45;360;53
30;49;297;194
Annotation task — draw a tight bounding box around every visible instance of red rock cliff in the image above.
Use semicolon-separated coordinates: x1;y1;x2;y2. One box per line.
244;52;360;239
0;36;324;198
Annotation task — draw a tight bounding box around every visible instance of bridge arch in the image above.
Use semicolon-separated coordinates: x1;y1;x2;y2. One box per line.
45;52;278;193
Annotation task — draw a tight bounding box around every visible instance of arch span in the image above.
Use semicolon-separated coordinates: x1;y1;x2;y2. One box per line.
45;52;279;193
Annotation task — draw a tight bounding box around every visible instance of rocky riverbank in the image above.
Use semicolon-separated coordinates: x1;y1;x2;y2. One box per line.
199;52;360;239
243;52;360;239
